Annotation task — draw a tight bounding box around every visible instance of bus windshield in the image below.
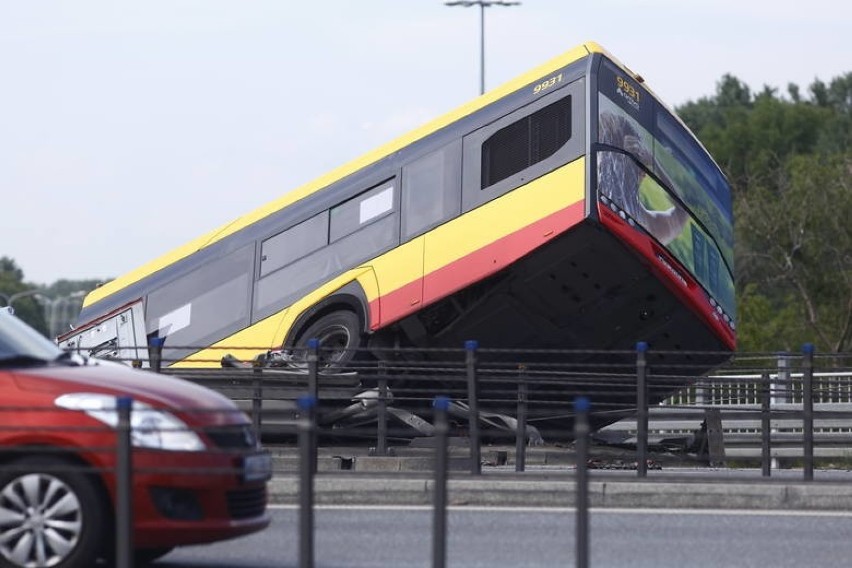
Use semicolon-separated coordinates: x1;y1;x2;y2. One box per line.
596;58;735;320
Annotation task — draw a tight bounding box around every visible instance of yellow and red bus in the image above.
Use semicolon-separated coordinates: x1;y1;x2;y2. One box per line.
60;42;735;379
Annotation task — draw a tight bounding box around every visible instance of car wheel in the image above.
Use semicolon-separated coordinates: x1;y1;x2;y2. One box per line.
0;456;107;568
134;546;175;565
293;310;363;368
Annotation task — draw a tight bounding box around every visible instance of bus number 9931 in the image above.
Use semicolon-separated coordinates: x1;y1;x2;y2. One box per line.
533;73;563;94
616;75;640;107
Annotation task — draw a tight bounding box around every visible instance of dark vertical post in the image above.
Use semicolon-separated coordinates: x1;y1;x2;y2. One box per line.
307;338;320;475
761;372;772;477
252;358;264;438
307;338;320;401
465;340;481;475
432;395;450;568
148;337;165;373
376;361;388;457
297;394;316;568
636;341;649;478
574;396;591;568
802;343;815;481
515;365;527;473
115;396;134;568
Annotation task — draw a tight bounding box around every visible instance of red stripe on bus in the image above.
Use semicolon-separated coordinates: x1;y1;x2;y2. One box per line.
369;279;422;331
370;201;585;329
598;204;736;350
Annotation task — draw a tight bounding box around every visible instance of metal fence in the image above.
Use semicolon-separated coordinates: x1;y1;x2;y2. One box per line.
8;341;850;567
138;341;852;476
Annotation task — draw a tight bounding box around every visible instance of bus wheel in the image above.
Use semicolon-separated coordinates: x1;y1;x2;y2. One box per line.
294;310;362;367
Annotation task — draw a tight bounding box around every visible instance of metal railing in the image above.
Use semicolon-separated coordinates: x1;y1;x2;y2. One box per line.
128;340;852;477
5;341;852;567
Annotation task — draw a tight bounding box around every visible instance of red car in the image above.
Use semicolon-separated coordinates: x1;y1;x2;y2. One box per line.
0;308;271;567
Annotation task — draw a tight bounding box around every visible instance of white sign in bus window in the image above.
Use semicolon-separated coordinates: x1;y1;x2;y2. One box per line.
158;303;191;336
359;186;393;225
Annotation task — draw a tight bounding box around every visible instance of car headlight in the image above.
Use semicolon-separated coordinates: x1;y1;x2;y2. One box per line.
55;393;206;451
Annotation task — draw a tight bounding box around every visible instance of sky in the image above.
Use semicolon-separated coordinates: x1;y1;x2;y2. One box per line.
2;0;851;285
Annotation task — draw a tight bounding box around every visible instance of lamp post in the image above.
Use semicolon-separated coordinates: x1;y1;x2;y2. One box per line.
0;289;40;309
34;291;87;339
445;0;521;95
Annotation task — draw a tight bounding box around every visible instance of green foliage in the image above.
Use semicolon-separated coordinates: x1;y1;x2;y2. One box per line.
0;256;48;335
678;72;852;353
0;256;100;338
736;285;810;352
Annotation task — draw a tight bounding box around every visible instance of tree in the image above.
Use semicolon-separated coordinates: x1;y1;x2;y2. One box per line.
735;154;852;352
678;72;852;354
0;257;48;335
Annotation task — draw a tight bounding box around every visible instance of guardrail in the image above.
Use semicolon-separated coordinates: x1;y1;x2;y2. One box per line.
134;341;852;477
599;403;852;459
6;341;852;567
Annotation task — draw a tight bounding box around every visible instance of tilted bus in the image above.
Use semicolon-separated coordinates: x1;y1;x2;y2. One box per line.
59;42;735;414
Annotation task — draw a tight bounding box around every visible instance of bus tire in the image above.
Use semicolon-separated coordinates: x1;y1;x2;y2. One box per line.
294;310;363;367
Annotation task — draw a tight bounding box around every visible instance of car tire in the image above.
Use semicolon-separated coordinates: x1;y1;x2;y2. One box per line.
0;455;107;568
293;310;363;368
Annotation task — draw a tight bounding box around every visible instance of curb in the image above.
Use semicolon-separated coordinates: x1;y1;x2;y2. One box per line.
267;475;852;511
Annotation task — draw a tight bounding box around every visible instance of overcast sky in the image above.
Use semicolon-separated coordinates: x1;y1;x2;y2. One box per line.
2;0;850;285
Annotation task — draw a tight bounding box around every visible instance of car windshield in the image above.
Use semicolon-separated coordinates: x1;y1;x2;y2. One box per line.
0;308;64;363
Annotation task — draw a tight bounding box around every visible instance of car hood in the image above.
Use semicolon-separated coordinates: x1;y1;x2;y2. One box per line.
13;361;247;426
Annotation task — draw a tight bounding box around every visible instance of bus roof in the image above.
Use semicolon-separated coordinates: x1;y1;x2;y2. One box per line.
86;41;612;307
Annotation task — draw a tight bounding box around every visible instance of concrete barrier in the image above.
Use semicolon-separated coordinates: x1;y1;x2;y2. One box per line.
267;475;852;511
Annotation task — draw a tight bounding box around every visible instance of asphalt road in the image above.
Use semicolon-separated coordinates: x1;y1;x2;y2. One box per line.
156;505;852;567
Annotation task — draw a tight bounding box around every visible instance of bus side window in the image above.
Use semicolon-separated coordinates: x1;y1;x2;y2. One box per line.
260;212;329;278
145;244;254;360
401;140;462;240
461;79;585;213
330;180;396;242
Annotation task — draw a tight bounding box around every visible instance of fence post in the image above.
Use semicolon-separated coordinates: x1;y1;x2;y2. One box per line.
775;353;791;404
307;338;320;475
465;340;481;475
307;338;320;401
432;395;450;568
802;343;815;481
376;361;388;457
148;337;165;373
252;358;264;438
761;372;771;477
771;353;791;470
516;365;528;473
116;396;134;568
574;396;590;568
636;341;649;478
297;394;316;568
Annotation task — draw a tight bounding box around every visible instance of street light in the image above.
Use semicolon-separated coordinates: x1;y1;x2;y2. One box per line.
445;0;521;95
0;289;40;309
34;291;87;339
